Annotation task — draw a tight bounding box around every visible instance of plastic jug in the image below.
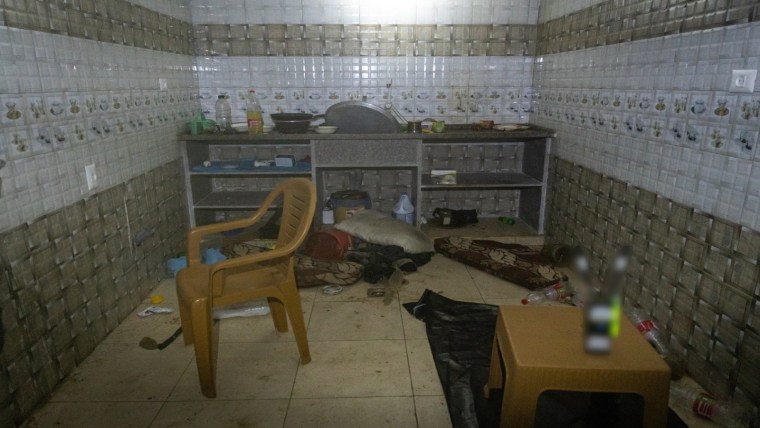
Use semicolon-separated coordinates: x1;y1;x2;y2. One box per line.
214;95;231;131
392;192;415;224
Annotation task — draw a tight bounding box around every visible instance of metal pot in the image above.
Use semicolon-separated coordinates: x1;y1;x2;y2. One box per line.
270;113;323;133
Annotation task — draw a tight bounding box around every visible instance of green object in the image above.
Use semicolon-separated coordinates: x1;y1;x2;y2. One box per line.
498;216;516;225
187;111;216;135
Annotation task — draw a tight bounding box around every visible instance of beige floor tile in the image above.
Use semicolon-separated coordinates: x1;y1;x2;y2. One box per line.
169;341;301;400
20;402;162;428
414;396;453;428
401;308;428;340
50;343;193;402
466;266;530;300
218;290;315;343
406;339;444;396
313;280;374;302
398;256;483;303
307;300;403;341
284;397;417;428
292;340;412;398
103;280;182;345
151;399;288;427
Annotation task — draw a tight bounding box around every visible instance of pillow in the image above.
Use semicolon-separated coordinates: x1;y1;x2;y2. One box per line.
334;209;434;254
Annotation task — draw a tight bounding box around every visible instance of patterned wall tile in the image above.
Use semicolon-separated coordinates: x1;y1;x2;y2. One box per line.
546;157;759;417
0;161;186;425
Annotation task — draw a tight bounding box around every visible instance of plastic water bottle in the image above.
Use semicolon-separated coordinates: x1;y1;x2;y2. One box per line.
246;89;263;134
215;95;232;131
521;280;571;305
626;308;668;355
392;192;415;224
670;381;750;427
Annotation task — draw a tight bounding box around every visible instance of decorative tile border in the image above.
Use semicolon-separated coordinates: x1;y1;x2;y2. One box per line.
0;161;186;425
546;156;760;416
193;24;537;57
537;0;759;54
1;0;193;55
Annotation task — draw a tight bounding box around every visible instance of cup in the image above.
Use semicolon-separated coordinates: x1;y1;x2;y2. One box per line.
432;120;445;133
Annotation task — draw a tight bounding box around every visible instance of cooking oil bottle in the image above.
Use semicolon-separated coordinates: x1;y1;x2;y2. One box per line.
246;89;263;134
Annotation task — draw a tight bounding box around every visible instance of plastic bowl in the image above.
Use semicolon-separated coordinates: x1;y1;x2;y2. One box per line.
315;125;338;134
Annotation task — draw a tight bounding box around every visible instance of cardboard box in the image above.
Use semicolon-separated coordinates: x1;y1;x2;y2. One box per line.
430;169;457;185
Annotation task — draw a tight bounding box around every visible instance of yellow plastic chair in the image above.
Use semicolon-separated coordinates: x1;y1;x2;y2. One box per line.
176;178;317;398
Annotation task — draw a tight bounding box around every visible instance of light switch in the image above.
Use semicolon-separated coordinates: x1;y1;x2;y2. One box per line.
729;69;757;93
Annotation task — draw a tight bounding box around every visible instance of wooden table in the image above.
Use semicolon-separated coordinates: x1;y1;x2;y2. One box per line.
484;306;671;427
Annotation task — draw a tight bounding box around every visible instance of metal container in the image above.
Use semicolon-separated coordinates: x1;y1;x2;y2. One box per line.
270;113;323;133
323;101;400;133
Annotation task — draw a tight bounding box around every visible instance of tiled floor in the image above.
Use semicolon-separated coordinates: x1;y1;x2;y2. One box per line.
20;254;713;428
20;254;533;428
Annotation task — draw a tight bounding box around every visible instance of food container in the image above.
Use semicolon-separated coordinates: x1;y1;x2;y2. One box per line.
270;113;323;133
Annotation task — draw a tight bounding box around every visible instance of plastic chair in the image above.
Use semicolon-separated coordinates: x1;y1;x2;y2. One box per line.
176;178;317;398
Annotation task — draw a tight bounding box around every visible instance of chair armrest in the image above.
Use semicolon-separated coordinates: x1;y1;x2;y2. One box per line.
186;198;275;265
207;245;298;296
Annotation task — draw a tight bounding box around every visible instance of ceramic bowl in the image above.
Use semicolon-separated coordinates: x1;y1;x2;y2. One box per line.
315;125;338;134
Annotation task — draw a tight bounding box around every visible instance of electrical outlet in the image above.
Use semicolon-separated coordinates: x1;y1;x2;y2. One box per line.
730;69;757;93
158;78;168;91
85;164;97;190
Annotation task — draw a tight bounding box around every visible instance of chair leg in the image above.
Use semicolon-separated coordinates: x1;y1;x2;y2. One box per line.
283;290;311;364
268;297;288;332
191;298;218;398
177;295;195;345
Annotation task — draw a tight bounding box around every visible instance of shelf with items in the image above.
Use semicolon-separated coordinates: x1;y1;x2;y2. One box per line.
421;172;543;189
181;139;313;227
420;138;550;233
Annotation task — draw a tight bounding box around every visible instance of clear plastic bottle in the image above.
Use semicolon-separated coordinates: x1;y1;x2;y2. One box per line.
392;192;415;224
670;381;749;428
626;308;668;355
246;89;264;134
214;95;232;131
521;280;571;305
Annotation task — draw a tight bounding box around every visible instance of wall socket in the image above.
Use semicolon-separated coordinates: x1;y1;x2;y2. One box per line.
85;164;98;190
729;69;757;93
158;78;168;91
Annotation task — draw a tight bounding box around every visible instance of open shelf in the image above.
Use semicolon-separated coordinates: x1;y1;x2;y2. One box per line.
421;172;543;189
194;191;274;209
421;217;544;245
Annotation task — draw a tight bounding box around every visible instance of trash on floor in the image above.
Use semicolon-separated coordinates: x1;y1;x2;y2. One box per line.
321;285;344;295
139;327;183;351
149;294;164;304
165;248;228;277
213;300;270;319
137;306;174;317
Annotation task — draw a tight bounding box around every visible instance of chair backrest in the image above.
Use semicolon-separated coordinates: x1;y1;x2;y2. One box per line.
271;178;317;253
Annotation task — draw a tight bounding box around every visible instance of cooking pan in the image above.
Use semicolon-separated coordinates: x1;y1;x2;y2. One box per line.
323;101;399;133
270;113;324;133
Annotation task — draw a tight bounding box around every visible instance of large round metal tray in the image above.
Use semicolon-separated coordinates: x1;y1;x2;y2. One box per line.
324;101;399;134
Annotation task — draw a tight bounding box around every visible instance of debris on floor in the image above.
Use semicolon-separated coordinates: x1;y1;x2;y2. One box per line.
136;306;174;318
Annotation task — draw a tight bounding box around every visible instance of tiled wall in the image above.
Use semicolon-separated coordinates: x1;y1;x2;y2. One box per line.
0;0;193;54
0;2;197;425
0;27;198;233
537;0;759;55
189;0;540;125
188;0;539;25
0;161;186;426
546;157;760;417
197;56;534;125
534;0;760;420
533;21;760;230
